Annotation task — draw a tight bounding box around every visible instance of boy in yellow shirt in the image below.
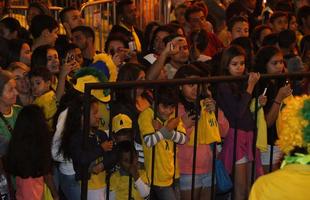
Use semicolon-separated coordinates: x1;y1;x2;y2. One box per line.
29;68;57;131
110;140;150;200
138;87;186;200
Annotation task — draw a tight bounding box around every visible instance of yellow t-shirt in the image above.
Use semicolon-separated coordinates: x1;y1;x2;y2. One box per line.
110;169;149;200
84;156;106;190
138;108;185;187
33;90;57;130
249;164;310;200
88;171;106;190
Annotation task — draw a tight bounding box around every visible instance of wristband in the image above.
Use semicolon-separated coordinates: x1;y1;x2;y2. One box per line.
273;100;281;105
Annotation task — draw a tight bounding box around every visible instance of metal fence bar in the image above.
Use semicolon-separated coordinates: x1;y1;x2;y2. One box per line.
251;87;259;184
150;87;159;199
82;86;92;200
82;72;310;200
190;83;201;200
85;72;310;90
268;145;274;172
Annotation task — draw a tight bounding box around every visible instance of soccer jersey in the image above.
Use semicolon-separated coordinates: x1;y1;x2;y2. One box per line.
138;108;185;187
33;90;57;130
88;170;106;190
110;169;149;200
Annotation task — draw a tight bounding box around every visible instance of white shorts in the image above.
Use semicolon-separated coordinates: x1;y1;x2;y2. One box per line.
87;187;106;200
235;156;249;164
260;145;283;165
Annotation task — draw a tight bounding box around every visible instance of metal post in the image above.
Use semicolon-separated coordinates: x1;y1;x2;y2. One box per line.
150;87;159;199
190;84;201;200
81;85;92;200
269;145;274;173
251;86;259;184
211;106;219;200
113;1;116;25
99;3;103;52
231;125;238;200
106;91;113;200
173;94;179;189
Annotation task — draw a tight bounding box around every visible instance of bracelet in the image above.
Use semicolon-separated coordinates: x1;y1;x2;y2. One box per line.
273;100;281;105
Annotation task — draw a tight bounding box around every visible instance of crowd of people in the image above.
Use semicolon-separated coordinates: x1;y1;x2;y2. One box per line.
0;0;310;199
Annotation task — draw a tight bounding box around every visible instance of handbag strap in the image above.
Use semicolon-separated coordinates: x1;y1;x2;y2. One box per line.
0;113;13;133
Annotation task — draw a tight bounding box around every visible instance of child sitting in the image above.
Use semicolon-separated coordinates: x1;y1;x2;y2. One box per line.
138;86;186;200
29;67;57;131
110;140;150;200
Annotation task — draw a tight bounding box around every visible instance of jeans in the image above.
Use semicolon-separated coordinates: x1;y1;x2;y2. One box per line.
59;172;81;200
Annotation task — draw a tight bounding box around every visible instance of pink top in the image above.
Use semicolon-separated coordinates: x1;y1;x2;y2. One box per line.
177;104;229;174
16;176;44;200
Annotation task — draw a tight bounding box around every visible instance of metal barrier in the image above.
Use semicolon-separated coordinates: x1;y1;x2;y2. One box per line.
80;0;115;53
80;0;172;52
82;72;310;200
50;0;84;8
7;5;65;33
7;0;173;52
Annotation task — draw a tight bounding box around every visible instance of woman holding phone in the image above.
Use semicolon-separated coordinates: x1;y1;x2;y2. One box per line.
253;45;292;173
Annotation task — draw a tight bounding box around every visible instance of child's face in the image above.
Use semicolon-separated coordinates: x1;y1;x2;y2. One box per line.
114;134;132;144
90;102;100;129
267;53;284;74
231;21;249;40
271;16;288;33
120;151;137;172
46;49;60;74
158;103;175;120
228;55;245;76
182;76;199;102
30;76;50;97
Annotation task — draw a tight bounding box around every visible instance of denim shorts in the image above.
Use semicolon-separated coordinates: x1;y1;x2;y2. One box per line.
179;173;214;190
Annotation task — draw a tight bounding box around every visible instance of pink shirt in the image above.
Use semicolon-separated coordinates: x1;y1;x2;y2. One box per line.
177;104;229;174
16;176;44;200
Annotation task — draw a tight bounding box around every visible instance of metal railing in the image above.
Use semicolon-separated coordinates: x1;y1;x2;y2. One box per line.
80;0;115;52
7;5;65;33
81;72;310;200
7;0;172;52
80;0;172;52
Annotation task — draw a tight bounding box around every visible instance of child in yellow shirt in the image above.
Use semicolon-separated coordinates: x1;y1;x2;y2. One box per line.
110;141;150;200
29;68;57;131
138;87;186;200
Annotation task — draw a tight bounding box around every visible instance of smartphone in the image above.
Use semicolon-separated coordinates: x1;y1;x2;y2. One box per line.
262;88;267;96
128;41;136;52
66;53;75;63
